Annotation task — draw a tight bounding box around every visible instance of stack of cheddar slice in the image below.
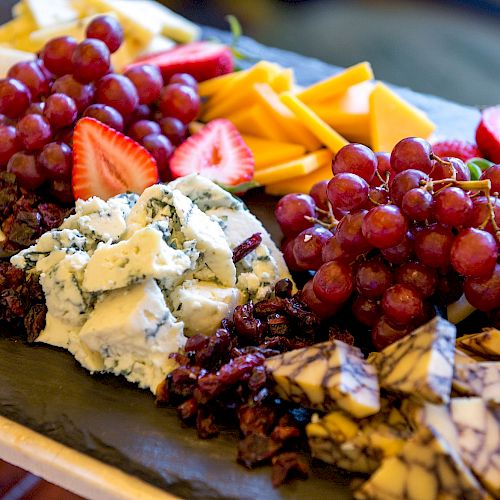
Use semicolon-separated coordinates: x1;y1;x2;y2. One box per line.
198;60;436;195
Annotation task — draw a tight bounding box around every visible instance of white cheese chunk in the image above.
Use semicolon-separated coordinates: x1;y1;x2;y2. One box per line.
0;47;35;78
169;280;241;336
83;226;193;292
80;279;186;392
25;0;78;28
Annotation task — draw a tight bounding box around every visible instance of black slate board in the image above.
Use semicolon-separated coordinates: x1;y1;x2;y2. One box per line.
0;26;482;500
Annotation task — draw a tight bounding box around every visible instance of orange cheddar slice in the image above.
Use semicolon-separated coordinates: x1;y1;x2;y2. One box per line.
227;106;290;142
254;149;332;185
280;92;349;154
241;135;307;169
370;81;436;152
296;62;374;104
265;164;332;196
198;70;247;98
253;83;321;151
270;68;295;93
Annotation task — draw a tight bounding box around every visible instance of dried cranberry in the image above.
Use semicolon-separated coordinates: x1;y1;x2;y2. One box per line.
238;403;278;437
267;314;290;337
177;397;198;421
247;365;268;394
233;303;267;344
271;452;309;487
254;297;285;317
24;304;47;343
274;278;293;298
232;232;262;263
237;434;282;468
170;366;203;399
8;209;41;246
37;202;69;230
196;406;218;438
270;425;301;443
327;325;355;345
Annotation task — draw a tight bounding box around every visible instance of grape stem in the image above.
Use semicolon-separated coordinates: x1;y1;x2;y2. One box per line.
306;200;340;230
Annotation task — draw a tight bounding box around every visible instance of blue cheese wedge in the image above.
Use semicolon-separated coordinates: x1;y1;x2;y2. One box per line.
368;317;456;404
265;340;380;418
452;362;500;403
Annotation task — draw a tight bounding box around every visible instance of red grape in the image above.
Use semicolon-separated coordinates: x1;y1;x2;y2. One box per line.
159;83;200;124
435;271;464;306
433;187;472;226
382;284;423;325
83;104;124;131
169;73;198;90
464;264;500;311
352;295;381;327
7;152;45;190
0;125;20;166
7;61;49;99
391;137;433;173
281;236;301;272
450;228;497;278
43;93;77;129
25;102;45;116
362;205;408;249
50;178;74;203
364;186;390;209
275;193;315;236
72;39;110;83
335;210;372;255
16;114;52;151
381;231;414;264
38;142;72;181
395;262;437;298
467;196;500;236
389;169;429;206
321;235;357;264
141;133;173;181
431;157;470;182
371;316;411;350
414;223;454;268
480;165;500;194
0;78;31;118
372;151;394;186
95;74;139;117
86;15;124;53
125;64;163;105
128;119;161;142
355;259;393;299
158;116;187;145
401;187;433;221
51;75;94;112
300;279;339;319
41;36;77;76
327;173;369;212
292;226;333;270
131;104;152;122
312;261;354;305
309;180;329;211
332;143;377;182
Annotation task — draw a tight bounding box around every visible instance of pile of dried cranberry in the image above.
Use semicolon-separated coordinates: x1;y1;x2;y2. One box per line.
156;278;354;487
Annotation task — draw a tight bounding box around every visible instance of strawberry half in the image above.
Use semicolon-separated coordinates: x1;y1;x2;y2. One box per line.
169;118;254;186
431;139;481;162
129;41;233;82
72;117;159;200
476;106;500;163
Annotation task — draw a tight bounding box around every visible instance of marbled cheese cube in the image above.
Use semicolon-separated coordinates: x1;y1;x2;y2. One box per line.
456;328;500;360
453;362;500;403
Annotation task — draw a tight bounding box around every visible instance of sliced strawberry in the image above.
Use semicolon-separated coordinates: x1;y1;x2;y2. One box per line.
169;118;254;186
431;139;481;162
130;41;233;83
476;106;500;163
72;117;158;200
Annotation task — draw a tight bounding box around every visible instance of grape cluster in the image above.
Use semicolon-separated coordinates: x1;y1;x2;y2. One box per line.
0;16;201;201
276;138;500;350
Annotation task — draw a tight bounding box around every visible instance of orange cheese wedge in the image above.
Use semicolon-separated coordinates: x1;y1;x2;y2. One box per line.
198;69;247;98
296;62;374;104
369;81;436;152
270;68;295;93
280;92;349;154
241;135;307;169
265;164;332;196
254;149;332;185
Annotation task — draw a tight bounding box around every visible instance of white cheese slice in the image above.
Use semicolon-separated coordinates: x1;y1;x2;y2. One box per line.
0;47;35;77
24;0;78;28
137;34;175;58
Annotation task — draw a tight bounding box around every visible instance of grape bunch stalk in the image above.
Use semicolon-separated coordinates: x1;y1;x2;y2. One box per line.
275;138;500;350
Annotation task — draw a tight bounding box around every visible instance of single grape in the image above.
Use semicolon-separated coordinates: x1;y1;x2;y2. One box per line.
312;261;354;305
158;116;186;146
281;236;302;272
86;15;124;53
389;169;429;206
275;193;315;236
50;178;74;203
434;270;464;306
391;137;433;173
380;231;414;264
362;205;408;249
352;295;381;327
51;75;94;113
467;196;500;236
371;316;411;350
480;165;500;194
363;186;390;209
127;119;161;142
131;104;152;122
141;133;173;181
83;103;124;131
450;228;497;278
382;284;423;325
395;262;437;298
7;61;49;99
321;235;357;264
72;39;110;83
431;157;470;182
41;36;77;76
0;125;20;166
414;223;454;269
124;64;163;105
25;102;45;116
0;78;31;118
355;259;393;299
464;264;500;311
43;93;78;129
300;279;339;319
309;180;329;211
38;142;72;180
7;151;45;190
332;143;377;183
401;187;433;221
16;114;52;151
434;187;472;227
327;172;369;212
372;151;394;187
95;74;139;117
159;83;200;124
292;226;333;271
335;210;372;255
169;73;198;90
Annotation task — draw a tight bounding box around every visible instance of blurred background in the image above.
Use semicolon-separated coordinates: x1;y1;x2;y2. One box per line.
164;0;500;107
